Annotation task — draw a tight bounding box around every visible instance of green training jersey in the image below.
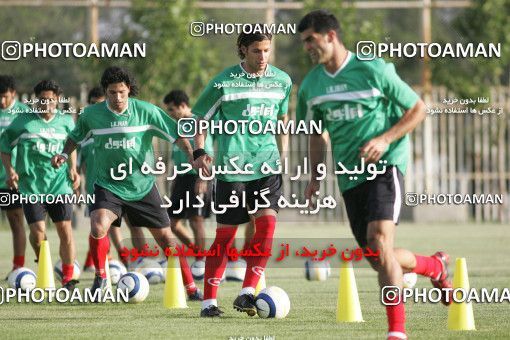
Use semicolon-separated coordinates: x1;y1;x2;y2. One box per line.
68;98;180;201
172;114;214;175
0;111;75;197
0;100;30;189
192;63;292;182
297;52;420;193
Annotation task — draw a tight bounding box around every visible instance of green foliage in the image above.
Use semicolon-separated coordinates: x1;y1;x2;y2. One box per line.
117;0;219;103
432;0;510;97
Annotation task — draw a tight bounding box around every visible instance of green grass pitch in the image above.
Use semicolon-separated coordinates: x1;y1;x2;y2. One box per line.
0;221;509;339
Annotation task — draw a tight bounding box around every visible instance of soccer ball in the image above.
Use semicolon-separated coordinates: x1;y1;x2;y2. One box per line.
158;258;168;277
109;260;127;285
225;259;247;282
117;272;150;303
190;260;206;281
305;259;331;281
403;272;418;289
54;259;81;281
8;267;37;290
255;286;290;319
134;259;164;284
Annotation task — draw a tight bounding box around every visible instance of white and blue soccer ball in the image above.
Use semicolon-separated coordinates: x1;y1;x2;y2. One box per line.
117;272;150;303
134;259;164;284
54;259;81;281
225;259;247;282
190;260;206;281
305;259;331;281
109;260;127;285
403;272;418;289
255;286;291;319
8;267;37;290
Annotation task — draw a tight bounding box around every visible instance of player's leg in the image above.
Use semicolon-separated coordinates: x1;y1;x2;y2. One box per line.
201;179;245;317
147;226;201;300
23;202;47;261
127;218;146;252
47;201;76;288
6;207;26;271
234;175;281;316
241;218;255;255
189;216;206;261
108;217;125;263
365;220;406;340
82;207;95;272
170;218;193;248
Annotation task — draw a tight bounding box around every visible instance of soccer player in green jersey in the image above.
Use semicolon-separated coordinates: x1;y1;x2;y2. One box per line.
297;10;452;340
192;27;291;317
0;80;80;290
52;67;200;298
163;90;212;264
79;87;145;271
0;75;28;276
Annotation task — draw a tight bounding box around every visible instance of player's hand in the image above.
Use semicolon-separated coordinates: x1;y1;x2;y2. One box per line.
69;169;81;190
6;170;19;190
195;178;207;195
51;154;67;168
304;179;320;209
359;135;390;163
193;154;213;177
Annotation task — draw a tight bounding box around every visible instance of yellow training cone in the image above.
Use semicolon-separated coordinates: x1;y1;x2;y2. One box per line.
448;258;476;330
336;260;363;322
255;272;266;296
36;240;55;289
163;248;188;309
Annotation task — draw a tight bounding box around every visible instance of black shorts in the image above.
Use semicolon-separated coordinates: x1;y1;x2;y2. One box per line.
215;174;282;225
90;184;170;229
23;200;73;224
0;188;22;210
168;174;212;219
342;166;403;248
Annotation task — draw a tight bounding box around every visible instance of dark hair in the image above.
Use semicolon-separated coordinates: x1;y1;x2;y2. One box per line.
87;86;105;104
298;10;341;37
100;66;138;97
34;80;62;96
0;75;16;94
163;90;189;106
237;24;272;59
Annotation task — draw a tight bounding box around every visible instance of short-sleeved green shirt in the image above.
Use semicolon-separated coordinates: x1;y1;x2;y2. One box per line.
297;52;420;193
0;111;75;197
68;98;180;201
0;100;30;189
192;63;292;182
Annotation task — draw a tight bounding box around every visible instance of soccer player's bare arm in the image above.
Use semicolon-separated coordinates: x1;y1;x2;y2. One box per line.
277;114;289;159
359;99;426;163
192;118;212;176
67;150;80;190
0;152;18;189
51;138;78;168
305;131;329;206
174;136;193;164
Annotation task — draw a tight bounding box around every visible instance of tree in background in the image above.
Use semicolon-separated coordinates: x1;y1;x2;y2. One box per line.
432;0;510;97
117;0;219;103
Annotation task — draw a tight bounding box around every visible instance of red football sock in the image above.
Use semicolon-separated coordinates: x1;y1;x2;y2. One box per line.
385;294;406;335
89;234;110;278
242;215;276;289
203;227;238;300
13;255;24;269
412;255;442;279
84;250;94;267
178;254;197;295
62;263;74;285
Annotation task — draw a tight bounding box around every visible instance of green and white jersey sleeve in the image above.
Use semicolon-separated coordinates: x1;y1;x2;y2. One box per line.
297;52;420;193
192;63;292;182
0;111;74;197
68;98;179;201
0;100;30;189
